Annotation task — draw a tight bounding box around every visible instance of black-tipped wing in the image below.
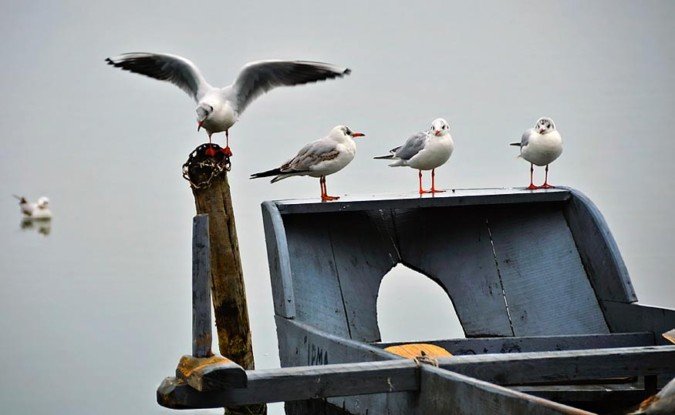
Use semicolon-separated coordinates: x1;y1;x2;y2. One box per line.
106;52;212;101
394;131;428;160
231;60;350;113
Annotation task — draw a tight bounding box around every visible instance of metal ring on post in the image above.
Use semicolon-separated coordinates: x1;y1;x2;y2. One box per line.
182;144;232;189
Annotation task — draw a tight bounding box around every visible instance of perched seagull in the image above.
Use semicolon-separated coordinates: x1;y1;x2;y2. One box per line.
511;117;563;190
106;53;351;155
250;125;364;202
13;195;52;219
631;376;675;414
374;118;454;194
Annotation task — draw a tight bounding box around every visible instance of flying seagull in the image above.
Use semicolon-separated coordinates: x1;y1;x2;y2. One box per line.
250;125;364;202
106;53;351;155
510;117;563;190
375;118;454;194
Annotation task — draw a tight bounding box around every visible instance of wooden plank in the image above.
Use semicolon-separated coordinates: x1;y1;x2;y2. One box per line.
283;214;351;338
377;332;655;355
261;201;296;318
275;187;571;214
157;360;420;409
275;316;397;368
562;188;637;303
176;355;246;391
192;214;212;358
327;211;399;342
417;365;590;415
602;302;675;343
487;204;609;336
158;346;675;410
512;383;648;403
436;345;675;385
274;316;415;415
393;206;514;337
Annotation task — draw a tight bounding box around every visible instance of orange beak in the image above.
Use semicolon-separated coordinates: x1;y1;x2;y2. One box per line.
197;121;204;132
434;130;442;136
352;132;365;138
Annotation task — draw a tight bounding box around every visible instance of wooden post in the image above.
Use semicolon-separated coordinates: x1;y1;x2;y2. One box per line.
184;145;265;415
192;214;212;358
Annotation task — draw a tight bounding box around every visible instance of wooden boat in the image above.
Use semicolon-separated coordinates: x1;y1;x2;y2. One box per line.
158;187;675;414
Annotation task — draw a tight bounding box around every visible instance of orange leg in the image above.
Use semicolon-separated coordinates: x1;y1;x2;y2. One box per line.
204;133;218;157
430;169;445;193
320;176;339;202
526;163;538;190
541;165;554;189
418;170;425;194
222;130;233;157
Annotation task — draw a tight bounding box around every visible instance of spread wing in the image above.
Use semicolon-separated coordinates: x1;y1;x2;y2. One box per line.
106;52;213;101
394;131;429;160
231;60;350;114
281;138;339;173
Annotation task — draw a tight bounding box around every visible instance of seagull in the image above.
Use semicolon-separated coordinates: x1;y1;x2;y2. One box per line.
13;195;52;219
510;117;563;190
106;53;351;156
250;125;364;202
374;118;454;194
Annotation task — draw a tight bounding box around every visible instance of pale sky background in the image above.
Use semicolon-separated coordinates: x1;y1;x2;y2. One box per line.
1;1;674;414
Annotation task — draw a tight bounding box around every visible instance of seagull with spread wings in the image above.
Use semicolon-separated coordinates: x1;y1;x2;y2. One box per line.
106;53;351;156
250;125;364;202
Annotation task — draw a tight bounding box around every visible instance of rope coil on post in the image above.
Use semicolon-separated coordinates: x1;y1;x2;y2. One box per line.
182;143;232;189
413;350;440;367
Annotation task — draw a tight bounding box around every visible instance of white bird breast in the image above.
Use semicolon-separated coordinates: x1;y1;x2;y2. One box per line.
522;131;563;166
406;135;454;170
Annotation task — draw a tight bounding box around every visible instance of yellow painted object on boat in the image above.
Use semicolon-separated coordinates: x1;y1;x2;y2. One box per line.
384;343;452;359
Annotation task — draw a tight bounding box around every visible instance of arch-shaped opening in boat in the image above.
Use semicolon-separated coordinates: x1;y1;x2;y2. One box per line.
376;263;464;343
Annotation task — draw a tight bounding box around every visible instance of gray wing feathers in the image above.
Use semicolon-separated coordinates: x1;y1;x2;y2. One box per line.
232;60;350;113
395;132;428;160
106;53;212;101
281;139;338;172
519;129;535;148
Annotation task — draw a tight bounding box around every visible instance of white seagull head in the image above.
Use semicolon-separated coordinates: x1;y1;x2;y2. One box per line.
430;118;450;137
37;197;50;209
329;125;365;141
195;103;214;132
535;117;556;134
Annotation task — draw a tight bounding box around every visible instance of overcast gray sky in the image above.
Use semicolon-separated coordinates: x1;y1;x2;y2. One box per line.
1;1;674;414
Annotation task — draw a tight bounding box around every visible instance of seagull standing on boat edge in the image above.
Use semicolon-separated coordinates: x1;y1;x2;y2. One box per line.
250;125;364;202
105;53;351;156
374;118;454;194
511;117;563;190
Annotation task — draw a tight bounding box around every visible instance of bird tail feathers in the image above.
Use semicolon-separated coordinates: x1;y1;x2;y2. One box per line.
250;168;282;180
270;175;293;183
510;142;521;147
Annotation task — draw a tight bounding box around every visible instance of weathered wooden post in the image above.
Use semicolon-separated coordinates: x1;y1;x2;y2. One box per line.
182;145;265;415
192;214;212;358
